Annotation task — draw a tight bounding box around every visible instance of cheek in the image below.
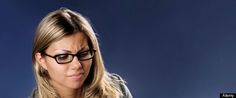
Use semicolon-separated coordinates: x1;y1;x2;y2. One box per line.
82;61;92;76
45;59;67;78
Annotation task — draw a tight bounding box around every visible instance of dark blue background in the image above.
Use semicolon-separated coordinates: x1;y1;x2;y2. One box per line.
1;0;236;98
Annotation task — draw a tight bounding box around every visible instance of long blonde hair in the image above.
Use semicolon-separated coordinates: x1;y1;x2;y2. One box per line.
32;8;123;98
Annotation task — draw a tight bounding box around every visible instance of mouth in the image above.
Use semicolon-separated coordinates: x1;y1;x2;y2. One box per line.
69;73;84;80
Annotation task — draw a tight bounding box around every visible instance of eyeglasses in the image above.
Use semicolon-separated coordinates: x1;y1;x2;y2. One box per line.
41;49;96;64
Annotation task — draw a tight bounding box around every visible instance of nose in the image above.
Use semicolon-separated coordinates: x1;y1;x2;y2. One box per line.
70;56;82;70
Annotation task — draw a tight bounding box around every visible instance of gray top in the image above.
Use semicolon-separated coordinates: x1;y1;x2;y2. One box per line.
30;74;132;98
110;74;133;98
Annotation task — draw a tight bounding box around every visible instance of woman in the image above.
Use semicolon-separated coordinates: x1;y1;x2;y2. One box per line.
31;8;132;98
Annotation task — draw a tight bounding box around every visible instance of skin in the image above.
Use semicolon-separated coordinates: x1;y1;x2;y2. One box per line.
35;32;92;98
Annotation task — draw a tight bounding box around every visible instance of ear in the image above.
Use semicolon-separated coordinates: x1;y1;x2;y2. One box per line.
35;52;48;70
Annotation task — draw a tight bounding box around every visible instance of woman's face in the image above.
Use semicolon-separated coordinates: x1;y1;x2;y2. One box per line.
36;32;92;91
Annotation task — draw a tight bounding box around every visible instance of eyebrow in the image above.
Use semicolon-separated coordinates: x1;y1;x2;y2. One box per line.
56;46;90;54
56;50;72;54
78;47;90;52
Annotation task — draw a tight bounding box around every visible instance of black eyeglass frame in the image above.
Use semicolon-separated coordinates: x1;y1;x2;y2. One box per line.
41;49;96;64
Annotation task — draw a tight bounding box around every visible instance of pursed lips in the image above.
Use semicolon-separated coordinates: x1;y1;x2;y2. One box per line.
68;72;84;80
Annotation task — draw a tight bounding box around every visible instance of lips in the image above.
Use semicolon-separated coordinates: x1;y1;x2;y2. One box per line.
69;73;84;80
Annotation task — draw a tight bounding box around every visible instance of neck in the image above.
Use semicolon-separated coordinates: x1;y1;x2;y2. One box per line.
50;80;83;98
59;89;82;98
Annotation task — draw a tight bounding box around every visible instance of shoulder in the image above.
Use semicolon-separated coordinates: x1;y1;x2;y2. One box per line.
29;88;38;98
109;73;133;98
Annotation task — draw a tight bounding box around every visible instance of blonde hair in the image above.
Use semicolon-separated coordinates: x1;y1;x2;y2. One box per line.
32;8;123;98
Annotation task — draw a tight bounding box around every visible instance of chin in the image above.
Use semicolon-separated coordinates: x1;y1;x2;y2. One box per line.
67;82;84;90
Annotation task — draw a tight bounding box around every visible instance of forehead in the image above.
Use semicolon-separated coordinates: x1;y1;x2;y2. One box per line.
47;32;89;52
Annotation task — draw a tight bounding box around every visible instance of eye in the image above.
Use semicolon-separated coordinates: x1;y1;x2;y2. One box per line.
77;50;91;60
55;54;71;61
79;51;90;58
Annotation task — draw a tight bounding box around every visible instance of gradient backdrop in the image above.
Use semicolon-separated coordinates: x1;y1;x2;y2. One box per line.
1;0;236;98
